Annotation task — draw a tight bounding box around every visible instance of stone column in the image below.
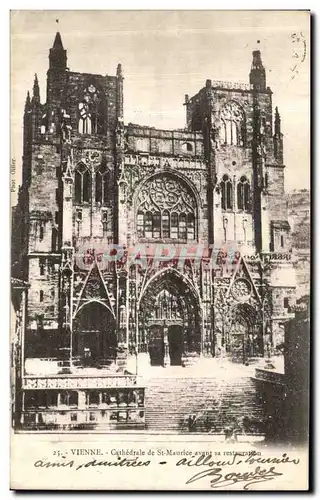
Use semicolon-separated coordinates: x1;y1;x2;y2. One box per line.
62;155;73;246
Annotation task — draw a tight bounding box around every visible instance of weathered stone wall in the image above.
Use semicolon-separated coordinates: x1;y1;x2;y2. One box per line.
15;39;295;366
124;125;207;247
27;256;60;324
125;124;204;156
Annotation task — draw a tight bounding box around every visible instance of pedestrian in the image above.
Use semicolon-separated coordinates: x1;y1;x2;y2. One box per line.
188;413;197;432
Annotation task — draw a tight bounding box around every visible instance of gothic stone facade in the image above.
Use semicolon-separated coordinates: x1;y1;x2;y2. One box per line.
12;33;296;408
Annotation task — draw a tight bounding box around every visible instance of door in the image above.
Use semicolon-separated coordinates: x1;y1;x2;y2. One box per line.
148;325;164;366
78;331;100;366
229;315;250;364
168;325;183;366
73;303;116;367
230;333;245;363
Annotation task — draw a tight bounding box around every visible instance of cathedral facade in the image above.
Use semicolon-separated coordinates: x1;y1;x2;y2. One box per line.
12;33;296;427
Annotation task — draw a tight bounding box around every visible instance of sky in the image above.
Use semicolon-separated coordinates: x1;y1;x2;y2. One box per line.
10;10;310;201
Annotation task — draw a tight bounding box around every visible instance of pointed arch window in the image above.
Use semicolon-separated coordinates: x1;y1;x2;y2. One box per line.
78;103;92;134
137;211;144;238
171;213;179;239
178;213;187;240
153;212;161;239
78;85;105;135
95;166;109;205
102;211;108;235
237;176;251;211
162;210;170;239
75;164;91;204
155;289;182;321
187;213;195;240
221;101;245;146
221;174;233;210
135;174;197;242
144;212;153;239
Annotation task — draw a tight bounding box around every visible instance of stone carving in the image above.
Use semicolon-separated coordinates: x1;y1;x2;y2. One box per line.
136;174;197;214
231;278;252;301
60;108;72;143
61;246;74;270
84;150;102;166
220;101;244;122
83;280;101;299
81;267;108;300
73;272;87;295
116;118;125;149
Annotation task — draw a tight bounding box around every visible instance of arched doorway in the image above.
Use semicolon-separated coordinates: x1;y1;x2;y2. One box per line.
73;302;116;367
139;270;201;366
168;324;184;366
226;304;260;363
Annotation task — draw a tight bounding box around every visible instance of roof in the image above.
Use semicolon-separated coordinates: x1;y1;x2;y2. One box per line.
52;31;64;50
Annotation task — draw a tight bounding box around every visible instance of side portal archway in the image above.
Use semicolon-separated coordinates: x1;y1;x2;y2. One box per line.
72;302;116;367
226;303;261;363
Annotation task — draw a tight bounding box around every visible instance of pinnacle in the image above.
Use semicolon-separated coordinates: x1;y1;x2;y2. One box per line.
52;31;64;50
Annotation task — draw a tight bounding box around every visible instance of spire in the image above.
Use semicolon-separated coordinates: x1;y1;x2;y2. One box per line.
53;31;64;50
49;32;67;70
249;50;266;91
24;91;31;111
274;106;281;135
32;74;40;104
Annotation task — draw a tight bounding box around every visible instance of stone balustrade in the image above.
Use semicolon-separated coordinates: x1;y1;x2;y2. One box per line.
261;252;292;262
210;80;253;91
124;154;205;170
254;368;286;385
22;374;139;390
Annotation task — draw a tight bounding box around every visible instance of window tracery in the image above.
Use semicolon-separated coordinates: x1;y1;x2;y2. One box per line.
136;174;197;241
221;174;233;210
102;211;108;234
95;165;110;205
75;163;91;204
220;101;245;146
78;84;105;135
154;289;182;321
237;176;251;211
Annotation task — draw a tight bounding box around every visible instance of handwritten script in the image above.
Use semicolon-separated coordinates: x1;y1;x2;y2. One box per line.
178;451;300;490
33;451;300;490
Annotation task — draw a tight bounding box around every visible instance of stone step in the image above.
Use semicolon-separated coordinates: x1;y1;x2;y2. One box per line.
144;376;264;434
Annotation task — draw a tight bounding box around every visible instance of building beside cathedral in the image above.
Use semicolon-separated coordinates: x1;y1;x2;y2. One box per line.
11;32;296;429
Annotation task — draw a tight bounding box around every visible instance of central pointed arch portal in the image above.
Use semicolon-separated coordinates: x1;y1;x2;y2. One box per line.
138;270;202;366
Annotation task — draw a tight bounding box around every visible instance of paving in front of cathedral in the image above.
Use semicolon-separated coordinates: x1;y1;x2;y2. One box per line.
137;355;284;379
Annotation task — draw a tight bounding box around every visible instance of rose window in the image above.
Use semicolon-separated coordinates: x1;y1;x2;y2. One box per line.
231;278;252;301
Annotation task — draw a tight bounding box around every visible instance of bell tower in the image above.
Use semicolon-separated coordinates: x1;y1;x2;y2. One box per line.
249;49;266;91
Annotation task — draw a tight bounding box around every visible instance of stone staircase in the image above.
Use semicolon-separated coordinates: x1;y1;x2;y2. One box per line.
143;375;265;435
